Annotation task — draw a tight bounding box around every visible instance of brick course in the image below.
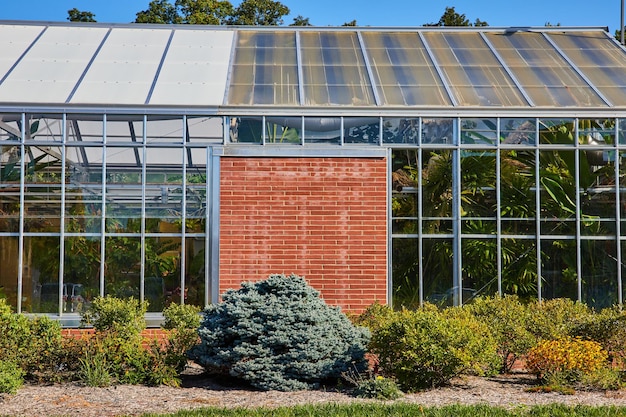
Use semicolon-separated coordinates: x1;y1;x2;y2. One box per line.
220;157;388;313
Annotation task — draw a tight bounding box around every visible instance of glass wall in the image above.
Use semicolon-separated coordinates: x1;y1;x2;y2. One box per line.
0;113;220;318
390;116;625;310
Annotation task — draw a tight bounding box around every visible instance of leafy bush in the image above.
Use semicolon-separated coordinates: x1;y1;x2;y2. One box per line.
0;360;24;394
80;296;148;339
370;306;498;391
465;295;535;373
351;375;403;400
0;298;69;383
188;274;370;391
526;299;592;341
160;303;202;374
572;307;626;370
526;337;609;387
353;302;395;333
79;296;180;386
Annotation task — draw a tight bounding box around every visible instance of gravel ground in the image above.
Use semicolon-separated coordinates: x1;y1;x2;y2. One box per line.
2;373;626;417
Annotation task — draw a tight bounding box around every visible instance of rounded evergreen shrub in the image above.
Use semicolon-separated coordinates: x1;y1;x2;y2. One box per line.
188;274;370;391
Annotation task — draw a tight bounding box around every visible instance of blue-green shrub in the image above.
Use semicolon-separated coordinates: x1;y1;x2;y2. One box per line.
189;274;370;391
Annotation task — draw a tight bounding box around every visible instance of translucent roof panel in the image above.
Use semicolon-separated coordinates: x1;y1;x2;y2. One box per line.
148;29;233;106
70;28;171;105
0;25;45;82
227;31;298;105
300;32;375;106
361;32;451;106
485;31;607;107
422;32;529;107
547;31;626;106
0;26;108;103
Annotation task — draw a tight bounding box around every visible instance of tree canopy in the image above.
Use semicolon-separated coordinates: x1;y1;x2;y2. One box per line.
67;8;97;22
425;6;488;27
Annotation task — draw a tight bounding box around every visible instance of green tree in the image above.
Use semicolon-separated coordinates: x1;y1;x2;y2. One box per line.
135;0;233;24
229;0;289;25
289;15;311;26
342;19;357;26
67;8;96;22
135;0;180;23
426;6;488;27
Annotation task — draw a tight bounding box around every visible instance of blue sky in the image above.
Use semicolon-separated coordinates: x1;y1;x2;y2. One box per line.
1;0;623;33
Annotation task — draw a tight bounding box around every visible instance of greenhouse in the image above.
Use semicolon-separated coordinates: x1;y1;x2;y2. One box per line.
0;21;625;324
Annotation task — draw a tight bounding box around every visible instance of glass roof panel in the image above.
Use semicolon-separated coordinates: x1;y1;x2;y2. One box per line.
547;31;626;106
300;32;375;106
70;28;171;105
485;32;606;107
0;26;109;104
149;30;233;106
361;32;451;106
227;31;298;106
422;32;528;107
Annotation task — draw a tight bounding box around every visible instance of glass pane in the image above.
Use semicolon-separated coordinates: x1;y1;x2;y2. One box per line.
0;143;20;232
105;236;140;299
422;149;453;233
423;32;527;107
67;115;104;144
500;118;536;145
500;149;536;221
105;117;144;144
264;117;301;145
105;147;142;233
539;149;576;235
145;237;180;312
63;236;99;313
541;239;578;301
422;238;454;306
422;118;455;144
486;32;606;107
146;117;184;144
462;238;498;301
461;150;496;218
548;32;626;106
581;239;617;309
185;236;206;307
145;148;182;234
392;238;419;309
187;116;223;144
461;118;497;145
301;32;375;106
502;238;537;299
361;32;450;106
228;116;262;144
383;118;419;145
303;117;341;144
23;145;62;233
228;31;298;105
26;236;60;313
0;236;19;309
344;118;379;145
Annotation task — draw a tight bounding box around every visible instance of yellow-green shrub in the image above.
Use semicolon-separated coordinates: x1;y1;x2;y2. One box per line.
526;337;608;382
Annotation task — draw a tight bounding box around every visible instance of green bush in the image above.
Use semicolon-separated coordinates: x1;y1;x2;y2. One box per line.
189;274;370;391
370;306;498;391
351;375;403;400
572;306;626;370
465;295;535;373
80;296;148;339
79;296;180;387
0;298;69;383
161;303;201;373
0;360;24;394
526;298;592;341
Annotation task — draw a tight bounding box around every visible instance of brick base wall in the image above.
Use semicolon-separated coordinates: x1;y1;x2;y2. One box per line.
220;157;388;313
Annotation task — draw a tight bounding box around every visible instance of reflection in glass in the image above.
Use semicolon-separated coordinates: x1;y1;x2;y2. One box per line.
344;118;379;144
383;118;419;145
303;117;341;144
392;238;419;309
500;118;536;145
422;118;455;144
145;236;181;312
0;236;19;309
581;239;617;309
105;236;141;299
541;239;578;301
422;238;453;306
461;119;497;145
25;236;60;313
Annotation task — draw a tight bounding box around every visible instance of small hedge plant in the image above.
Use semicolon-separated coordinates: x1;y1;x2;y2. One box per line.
189;274;370;391
0;360;24;394
369;305;499;391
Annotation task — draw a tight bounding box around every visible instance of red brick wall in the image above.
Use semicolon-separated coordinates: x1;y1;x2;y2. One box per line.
220;157;388;313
